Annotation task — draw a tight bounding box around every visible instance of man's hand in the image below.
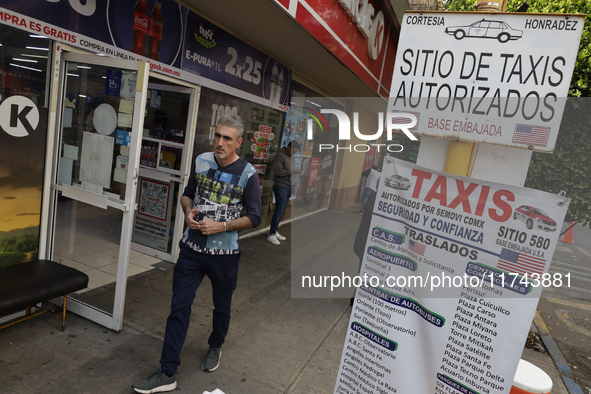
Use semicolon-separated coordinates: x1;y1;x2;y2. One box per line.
198;218;224;235
186;208;224;234
185;208;200;229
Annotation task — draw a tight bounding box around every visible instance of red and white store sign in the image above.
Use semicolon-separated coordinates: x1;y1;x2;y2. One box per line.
274;0;399;97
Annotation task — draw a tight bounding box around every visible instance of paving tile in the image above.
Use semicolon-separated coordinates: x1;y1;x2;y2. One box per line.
71;250;118;268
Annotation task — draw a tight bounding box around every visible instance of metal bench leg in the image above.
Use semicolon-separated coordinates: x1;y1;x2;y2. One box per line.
61;295;67;332
0;308;47;330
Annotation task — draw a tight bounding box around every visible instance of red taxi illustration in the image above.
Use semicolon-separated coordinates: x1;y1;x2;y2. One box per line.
513;205;556;232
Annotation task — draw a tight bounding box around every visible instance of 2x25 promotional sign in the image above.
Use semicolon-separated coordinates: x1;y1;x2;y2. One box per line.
335;157;569;394
388;11;585;152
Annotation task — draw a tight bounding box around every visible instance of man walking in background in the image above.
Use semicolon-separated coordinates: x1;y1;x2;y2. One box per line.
267;140;300;245
133;114;261;393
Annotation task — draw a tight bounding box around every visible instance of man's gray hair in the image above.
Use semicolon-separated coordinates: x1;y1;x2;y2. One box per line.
217;114;245;138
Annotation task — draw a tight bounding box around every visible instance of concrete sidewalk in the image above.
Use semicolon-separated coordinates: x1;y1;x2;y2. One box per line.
0;206;570;394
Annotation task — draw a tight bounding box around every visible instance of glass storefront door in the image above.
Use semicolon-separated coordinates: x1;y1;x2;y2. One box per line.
46;51;149;331
131;78;199;262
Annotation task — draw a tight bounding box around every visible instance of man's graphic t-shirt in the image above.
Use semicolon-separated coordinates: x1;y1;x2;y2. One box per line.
181;153;261;255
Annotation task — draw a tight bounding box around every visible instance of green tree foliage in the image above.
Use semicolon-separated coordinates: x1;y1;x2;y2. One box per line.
444;0;591;224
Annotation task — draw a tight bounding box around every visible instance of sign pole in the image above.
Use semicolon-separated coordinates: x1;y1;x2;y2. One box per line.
442;0;508;179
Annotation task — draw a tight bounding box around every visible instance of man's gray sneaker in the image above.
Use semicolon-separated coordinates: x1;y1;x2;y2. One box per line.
132;368;177;393
202;347;222;372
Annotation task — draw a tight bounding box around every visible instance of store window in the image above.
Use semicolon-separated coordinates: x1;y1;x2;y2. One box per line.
132;77;193;255
242;102;286;230
0;26;49;104
287;81;342;216
0;25;50;267
141;83;190;172
377;132;421;166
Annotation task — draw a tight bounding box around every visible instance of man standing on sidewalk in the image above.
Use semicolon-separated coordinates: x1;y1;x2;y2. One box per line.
133;114;261;393
267;140;300;245
360;165;380;213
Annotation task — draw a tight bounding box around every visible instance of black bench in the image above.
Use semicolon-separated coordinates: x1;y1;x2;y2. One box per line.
0;260;89;331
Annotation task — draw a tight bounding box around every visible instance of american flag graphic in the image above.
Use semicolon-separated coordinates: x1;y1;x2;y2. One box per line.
409;240;426;256
497;248;546;276
513;124;550;147
391;112;420;131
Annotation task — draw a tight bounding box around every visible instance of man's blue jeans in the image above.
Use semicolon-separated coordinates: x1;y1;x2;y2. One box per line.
160;243;239;375
270;184;291;235
361;187;376;212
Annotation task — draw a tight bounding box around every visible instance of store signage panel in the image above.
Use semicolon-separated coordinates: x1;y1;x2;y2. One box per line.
0;0;292;109
0;0;186;68
334;157;569;393
275;0;398;96
387;12;584;152
181;12;291;108
0;1;111;46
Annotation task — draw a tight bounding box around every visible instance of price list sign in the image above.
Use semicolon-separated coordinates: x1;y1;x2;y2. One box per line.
334;157;569;394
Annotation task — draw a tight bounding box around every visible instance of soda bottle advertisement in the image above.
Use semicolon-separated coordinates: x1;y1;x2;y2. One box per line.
146;0;163;61
130;0;149;57
110;0;183;66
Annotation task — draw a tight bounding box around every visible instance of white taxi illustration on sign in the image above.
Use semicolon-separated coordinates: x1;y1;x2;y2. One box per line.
384;174;411;190
445;19;523;43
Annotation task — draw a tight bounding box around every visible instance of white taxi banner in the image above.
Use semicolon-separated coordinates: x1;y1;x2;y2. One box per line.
334;157;569;394
387;11;585;152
